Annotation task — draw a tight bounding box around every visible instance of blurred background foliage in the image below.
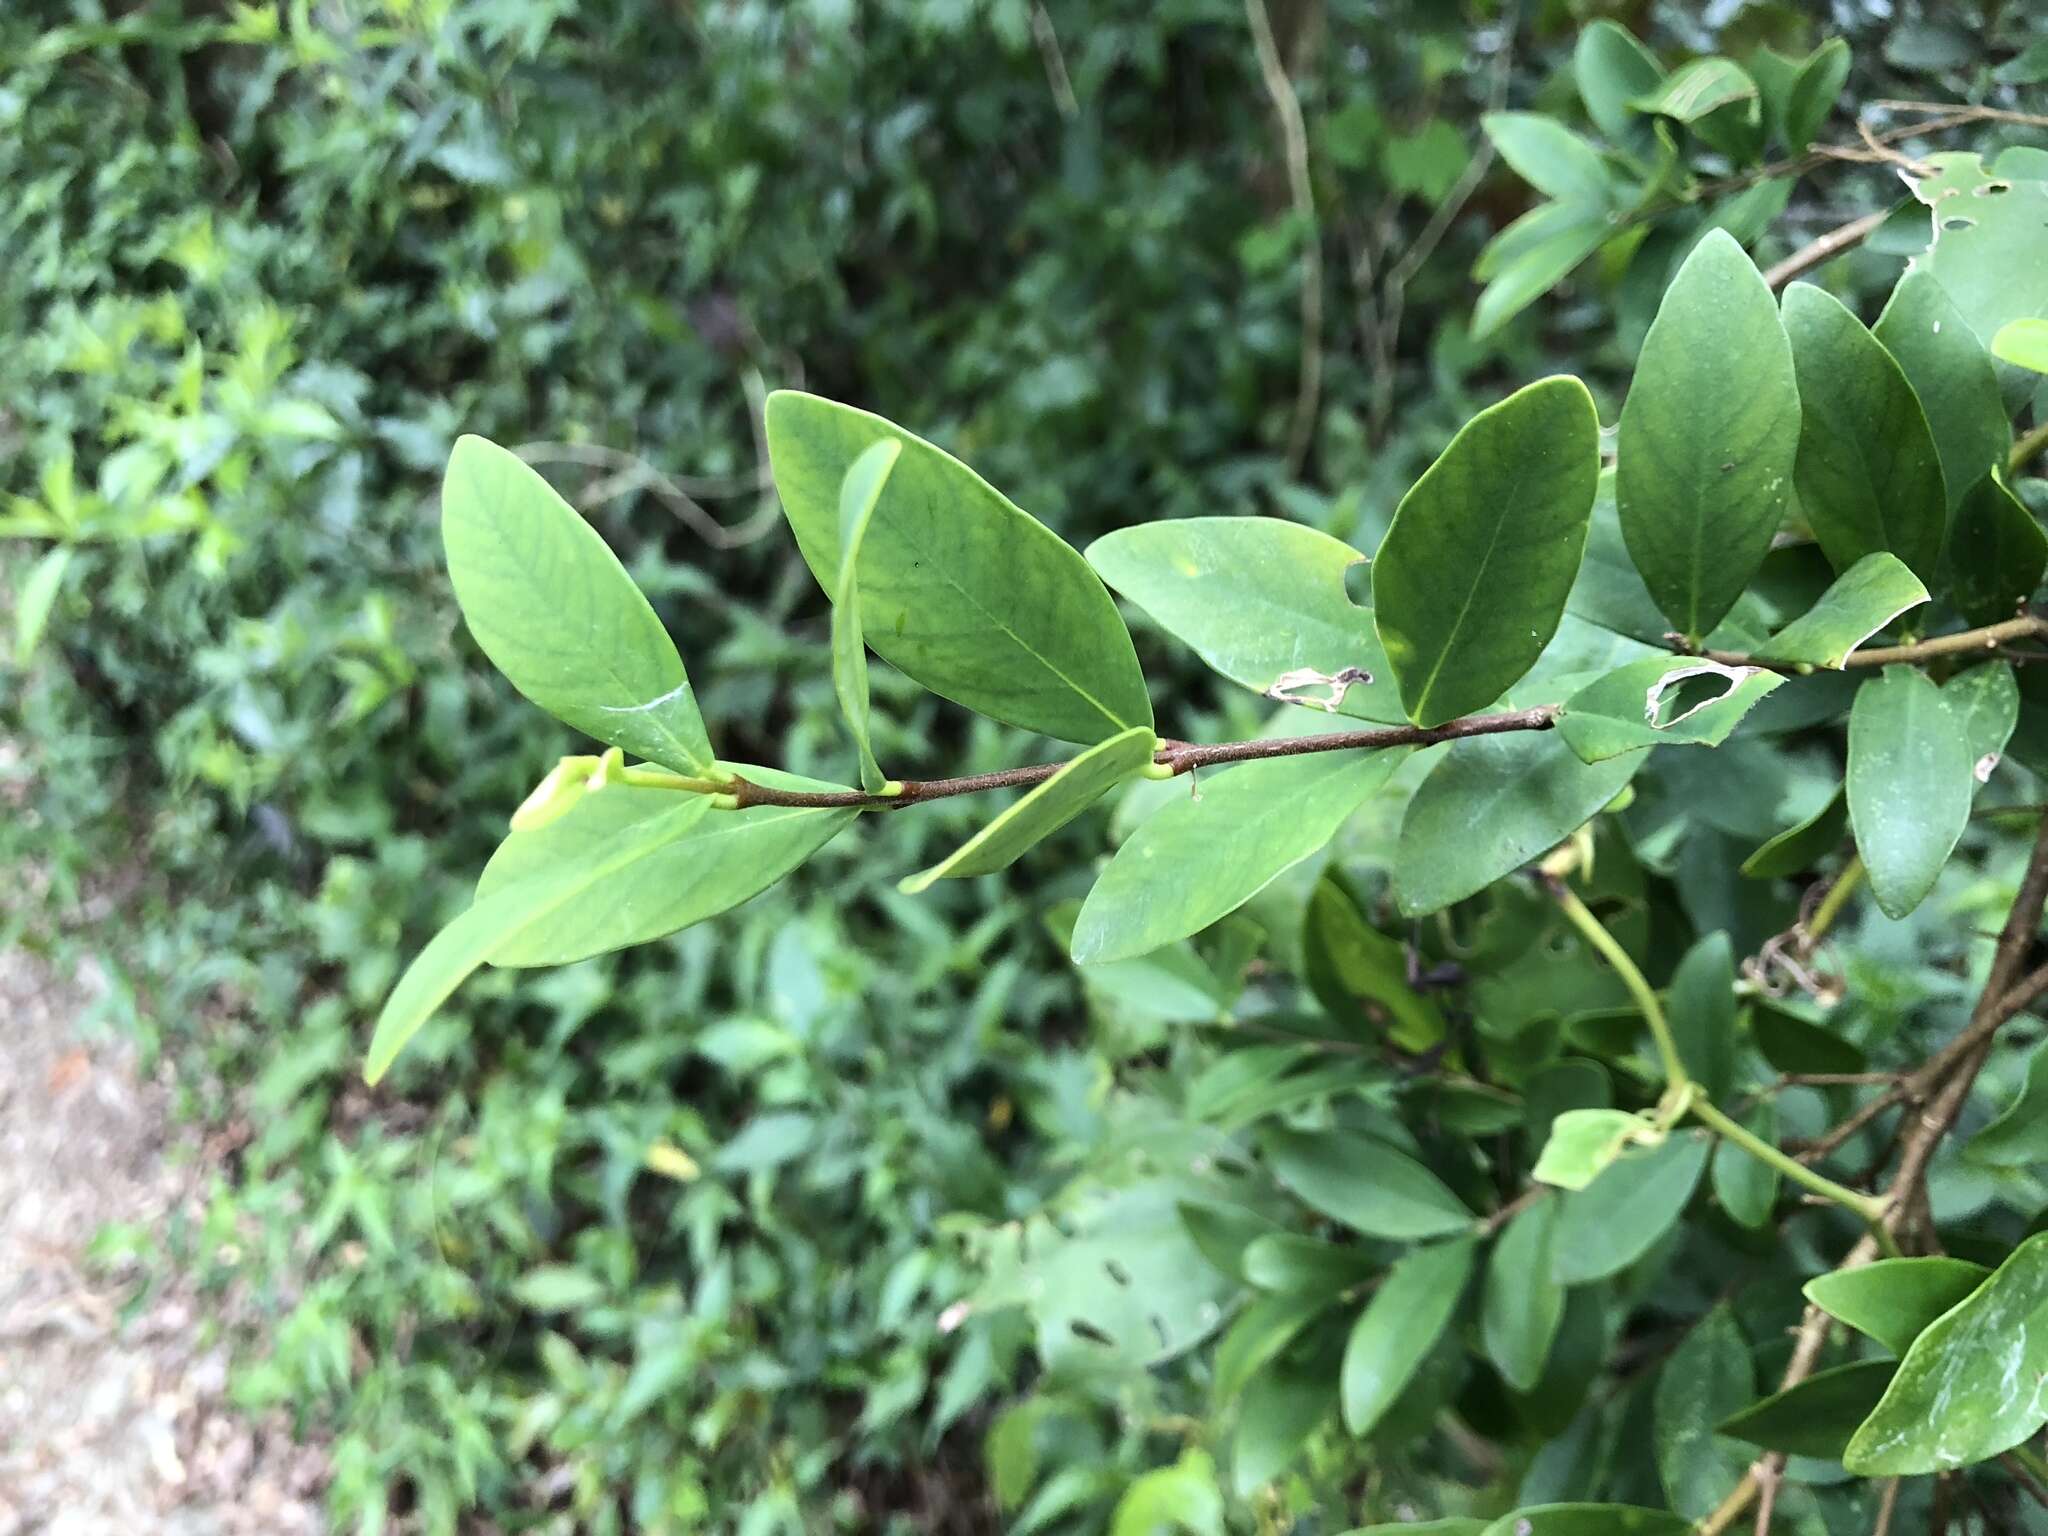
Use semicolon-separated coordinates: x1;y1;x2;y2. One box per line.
4;0;2046;1532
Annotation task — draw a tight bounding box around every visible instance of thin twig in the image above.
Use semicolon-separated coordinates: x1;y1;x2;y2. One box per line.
1762;209;1888;290
1693;614;2048;673
1872;1476;1903;1536
1028;3;1079;120
2013;418;2048;476
2000;1451;2048;1511
1244;0;1322;478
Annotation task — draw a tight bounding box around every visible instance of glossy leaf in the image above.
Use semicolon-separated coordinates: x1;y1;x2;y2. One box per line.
1071;737;1405;964
901;726;1155;892
1846;665;1973;918
1482;1200;1564;1392
1395;732;1645;915
441;435;715;773
1551;1132;1709;1285
1782;283;1947;582
1967;1042;2048;1166
1532;1109;1655;1191
1844;1232;2048;1473
831;438;902;789
1716;1360;1895;1459
1710;1100;1778;1227
1752;553;1929;669
476;766;855;966
1340;1238;1474;1435
368;797;713;1082
1263;1127;1474;1240
1740;785;1846;877
1652;1303;1753;1520
1085;518;1402;723
1667;932;1736;1100
1615;231;1801;638
1994;317;2048;372
764;391;1150;743
1804;1256;1993;1355
1909;152;2048;348
1558;656;1784;763
1373;376;1601;725
1948;473;2048;628
1873;267;2008;506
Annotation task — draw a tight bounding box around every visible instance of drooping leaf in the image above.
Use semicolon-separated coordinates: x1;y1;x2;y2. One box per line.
1908;153;2048;349
1804;1256;1994;1355
1652;1303;1754;1520
477;766;855;966
1666;932;1736;1099
1574;21;1664;146
1947;473;2048;628
1477;1506;1689;1536
902;726;1156;892
830;438;903;789
368;797;714;1081
1710;1100;1779;1227
1263;1127;1473;1240
1085;518;1402;723
1846;665;1974;917
1340;1238;1475;1435
1551;1132;1709;1285
1740;785;1847;878
764;391;1150;743
1373;377;1602;725
1394;732;1645;916
1843;1233;2048;1473
441;435;716;773
1994;317;2048;372
1967;1042;2048;1166
1558;656;1785;763
1615;231;1801;638
1752;553;1930;669
1781;283;1948;582
1071;735;1405;964
1873;267;2008;507
1716;1361;1896;1459
1482;113;1614;206
1532;1109;1656;1192
1482;1199;1564;1392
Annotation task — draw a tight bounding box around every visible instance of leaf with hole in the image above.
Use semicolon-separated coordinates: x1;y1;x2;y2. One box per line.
1847;665;1974;917
1909;153;2048;349
1340;1237;1474;1436
1263;1127;1473;1240
830;437;902;788
1558;656;1784;763
1752;553;1929;669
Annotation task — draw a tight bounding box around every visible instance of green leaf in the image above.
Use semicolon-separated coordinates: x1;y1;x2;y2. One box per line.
1482;113;1614;206
1947;473;2048;628
1909;153;2048;349
1967;1042;2048;1166
1844;1233;2048;1473
1551;1132;1709;1285
1477;1507;1689;1536
1343;1523;1484;1536
1710;1100;1779;1227
1782;284;1948;582
1558;656;1785;763
1751;553;1930;669
1071;736;1405;964
1302;875;1448;1053
1994;317;2048;373
1339;1238;1475;1436
441;435;715;773
1533;1109;1656;1192
512;1265;606;1312
1574;21;1664;146
1804;1256;1994;1355
1740;785;1846;878
1110;1448;1223;1536
11;545;71;664
1212;1290;1333;1407
1652;1303;1754;1520
1783;39;1850;149
1242;1233;1378;1296
1716;1360;1895;1459
1631;57;1757;123
901;726;1156;892
367;797;713;1081
1615;231;1801;638
1394;732;1645;916
1232;1349;1335;1496
1944;661;2018;781
1873;267;2008;507
477;767;854;966
1752;998;1864;1075
1847;666;1974;918
1263;1127;1474;1240
1482;1199;1564;1392
831;437;902;789
1667;932;1736;1100
1374;377;1601;724
1471;208;1612;340
764;391;1150;743
1085;518;1402;723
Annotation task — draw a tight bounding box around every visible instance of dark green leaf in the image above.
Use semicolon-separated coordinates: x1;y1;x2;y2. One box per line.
830;437;903;789
1667;932;1736;1100
1232;1350;1334;1495
1263;1127;1474;1240
1804;1256;1994;1355
1340;1238;1475;1435
1478;1507;1689;1536
1551;1132;1709;1285
1711;1100;1779;1227
1873;267;2008;508
1783;40;1850;149
1947;474;2048;629
1752;998;1866;1075
1740;785;1846;878
1483;1199;1564;1392
1717;1360;1895;1459
1302;875;1448;1053
1558;656;1785;763
1967;1042;2048;1166
1847;666;1974;918
1652;1304;1754;1520
1212;1289;1333;1406
1752;554;1929;669
1241;1233;1378;1295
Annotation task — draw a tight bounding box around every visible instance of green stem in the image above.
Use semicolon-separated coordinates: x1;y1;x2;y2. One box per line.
1548;879;1688;1086
1806;854;1865;945
2014;417;2048;475
1691;1097;1896;1246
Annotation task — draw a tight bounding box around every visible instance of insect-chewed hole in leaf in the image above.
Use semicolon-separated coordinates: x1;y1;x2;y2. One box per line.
1069;1317;1116;1348
1266;664;1374;712
1977;181;2010;196
1343;559;1373;608
1644;661;1750;729
1943;216;1975;231
1103;1258;1132;1286
1149;1314;1172;1349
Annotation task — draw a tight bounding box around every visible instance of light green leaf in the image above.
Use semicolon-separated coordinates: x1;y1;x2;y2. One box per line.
512;1265;606;1313
1947;473;2048;628
1471;208;1612;339
1616;231;1801;638
1478;1509;1688;1536
1844;1232;2048;1473
477;766;854;966
1782;284;1948;582
831;438;902;789
1943;661;2018;781
1532;1109;1656;1191
1482;1199;1564;1392
903;726;1157;892
442;435;715;773
1873;267;2008;507
1263;1127;1474;1240
1716;1360;1894;1460
1232;1350;1334;1496
1967;1043;2048;1166
1071;735;1404;964
764;391;1150;743
1805;1256;1994;1355
1551;1132;1709;1285
1631;58;1757;122
1394;731;1645;916
11;545;72;664
1482;113;1614;206
1110;1448;1223;1536
1994;317;2048;373
1085;518;1402;723
1241;1233;1378;1296
1740;785;1846;877
1710;1100;1778;1227
1574;21;1664;146
367;796;713;1081
1847;666;1973;918
1909;153;2048;349
1752;553;1930;669
1212;1290;1333;1407
1558;656;1785;763
1374;377;1601;724
1652;1304;1753;1521
1339;1238;1475;1436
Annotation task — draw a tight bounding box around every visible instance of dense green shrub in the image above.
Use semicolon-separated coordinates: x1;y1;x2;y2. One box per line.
8;2;2048;1533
